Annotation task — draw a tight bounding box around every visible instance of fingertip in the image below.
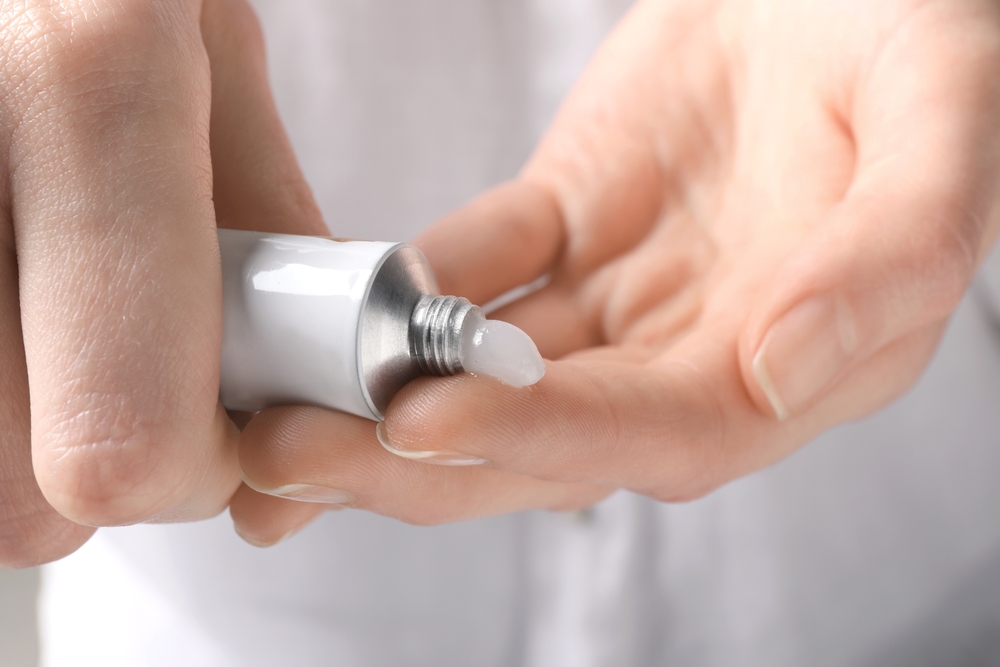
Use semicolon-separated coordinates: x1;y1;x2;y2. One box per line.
415;179;565;304
744;295;859;420
230;483;328;548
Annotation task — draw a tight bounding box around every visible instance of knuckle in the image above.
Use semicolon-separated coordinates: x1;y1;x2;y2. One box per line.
1;0;201;115
0;4;67;104
34;400;184;526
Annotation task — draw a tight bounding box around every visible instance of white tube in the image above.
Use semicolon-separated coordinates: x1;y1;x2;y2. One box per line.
218;229;546;422
219;229;398;420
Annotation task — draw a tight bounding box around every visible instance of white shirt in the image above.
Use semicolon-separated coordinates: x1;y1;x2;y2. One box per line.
40;2;1000;665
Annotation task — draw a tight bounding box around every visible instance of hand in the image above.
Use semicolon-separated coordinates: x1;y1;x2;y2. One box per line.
0;0;326;567
233;0;1000;542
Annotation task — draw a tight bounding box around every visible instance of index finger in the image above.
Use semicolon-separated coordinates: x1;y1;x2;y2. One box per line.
10;0;235;526
414;179;565;305
378;336;753;501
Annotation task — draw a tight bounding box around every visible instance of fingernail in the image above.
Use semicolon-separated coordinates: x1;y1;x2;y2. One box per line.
240;470;356;505
752;296;857;420
375;422;486;467
262;484;356;505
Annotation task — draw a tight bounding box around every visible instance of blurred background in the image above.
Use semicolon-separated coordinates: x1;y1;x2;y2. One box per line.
1;567;39;666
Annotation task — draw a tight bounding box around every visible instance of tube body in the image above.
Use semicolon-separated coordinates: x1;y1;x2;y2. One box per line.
219;229;404;420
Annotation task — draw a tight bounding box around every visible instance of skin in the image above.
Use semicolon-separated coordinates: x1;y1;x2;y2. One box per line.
233;0;1000;544
3;0;1000;560
0;0;326;567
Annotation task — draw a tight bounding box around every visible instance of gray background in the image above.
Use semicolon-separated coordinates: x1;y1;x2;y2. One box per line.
0;567;39;666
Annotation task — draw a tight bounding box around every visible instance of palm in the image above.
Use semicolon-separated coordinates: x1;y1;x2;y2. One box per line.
409;0;1000;493
504;0;905;351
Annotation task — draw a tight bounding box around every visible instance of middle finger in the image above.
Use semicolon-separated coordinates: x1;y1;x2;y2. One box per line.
233;406;610;542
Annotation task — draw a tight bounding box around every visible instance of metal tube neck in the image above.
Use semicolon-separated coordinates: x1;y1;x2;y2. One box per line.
409;295;481;376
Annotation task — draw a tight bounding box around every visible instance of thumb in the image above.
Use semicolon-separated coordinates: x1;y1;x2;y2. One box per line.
741;16;1000;420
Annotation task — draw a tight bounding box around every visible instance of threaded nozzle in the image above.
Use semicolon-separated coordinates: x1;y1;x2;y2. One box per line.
409;295;482;376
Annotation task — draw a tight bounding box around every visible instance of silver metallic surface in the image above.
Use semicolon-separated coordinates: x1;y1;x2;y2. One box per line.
358;245;440;419
410;295;481;376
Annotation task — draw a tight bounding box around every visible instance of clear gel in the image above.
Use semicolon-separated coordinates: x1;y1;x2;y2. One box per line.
460;311;546;387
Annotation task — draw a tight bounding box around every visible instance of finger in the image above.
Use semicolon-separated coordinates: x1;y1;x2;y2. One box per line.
229;483;331;548
0;220;93;567
414;180;564;305
234;406;610;537
202;0;344;543
740;10;1000;419
416;0;726;345
379;345;755;502
518;0;729;281
379;314;948;501
8;0;242;526
202;0;327;236
493;206;715;360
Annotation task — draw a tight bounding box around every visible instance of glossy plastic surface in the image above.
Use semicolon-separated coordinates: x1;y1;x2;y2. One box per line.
218;229;397;420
